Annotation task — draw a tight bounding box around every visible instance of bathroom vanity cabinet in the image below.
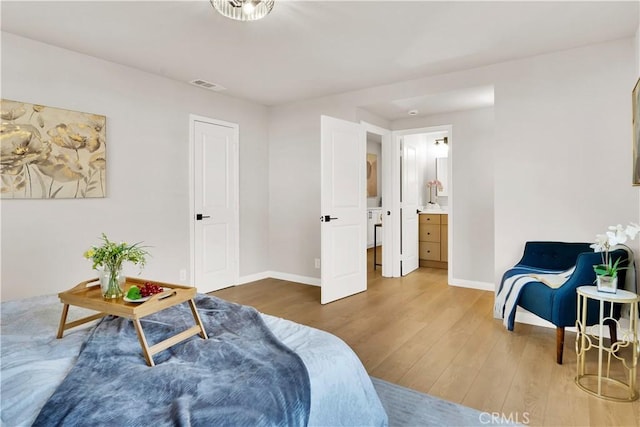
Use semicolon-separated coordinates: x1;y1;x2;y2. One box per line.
419;213;448;269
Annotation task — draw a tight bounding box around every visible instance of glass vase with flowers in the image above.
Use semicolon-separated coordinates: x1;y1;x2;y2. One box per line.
83;233;149;299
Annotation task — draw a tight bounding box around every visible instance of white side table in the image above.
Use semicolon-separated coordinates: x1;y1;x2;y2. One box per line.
575;286;639;402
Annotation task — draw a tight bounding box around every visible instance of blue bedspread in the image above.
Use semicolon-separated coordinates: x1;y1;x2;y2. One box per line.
33;294;310;427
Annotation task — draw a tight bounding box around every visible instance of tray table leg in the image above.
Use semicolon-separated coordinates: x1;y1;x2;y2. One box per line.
57;306;107;338
57;304;70;339
132;299;207;367
188;299;208;339
133;318;155;367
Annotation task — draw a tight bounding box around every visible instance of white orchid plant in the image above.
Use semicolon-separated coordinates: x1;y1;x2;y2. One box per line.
590;223;640;277
426;180;443;204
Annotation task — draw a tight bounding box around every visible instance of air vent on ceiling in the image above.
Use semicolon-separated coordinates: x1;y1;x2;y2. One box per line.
189;79;226;91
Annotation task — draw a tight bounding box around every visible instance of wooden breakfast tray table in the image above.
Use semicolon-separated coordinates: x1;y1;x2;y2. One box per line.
57;277;208;366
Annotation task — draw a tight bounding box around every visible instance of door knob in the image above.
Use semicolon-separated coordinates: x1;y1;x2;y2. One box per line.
320;215;338;222
196;214;211;220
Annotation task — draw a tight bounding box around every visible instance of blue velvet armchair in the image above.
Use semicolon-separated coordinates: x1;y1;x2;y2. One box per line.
499;241;629;364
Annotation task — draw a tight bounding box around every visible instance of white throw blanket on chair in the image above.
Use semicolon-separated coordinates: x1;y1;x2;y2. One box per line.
494;267;575;330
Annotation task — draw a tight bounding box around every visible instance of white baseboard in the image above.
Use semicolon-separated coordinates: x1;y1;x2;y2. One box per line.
241;273;490;291
449;278;494;291
236;271;320;287
514;309;576;332
268;271;320;286
514;309;640;339
237;271;271;285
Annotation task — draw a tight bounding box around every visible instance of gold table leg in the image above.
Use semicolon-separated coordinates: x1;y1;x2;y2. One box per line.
575;288;639;401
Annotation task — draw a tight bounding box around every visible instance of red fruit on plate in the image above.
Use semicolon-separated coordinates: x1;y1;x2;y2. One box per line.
139;282;163;297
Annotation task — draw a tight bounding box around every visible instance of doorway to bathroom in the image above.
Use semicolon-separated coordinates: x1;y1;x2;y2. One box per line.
362;122;393;280
393;125;452;281
366;131;384;274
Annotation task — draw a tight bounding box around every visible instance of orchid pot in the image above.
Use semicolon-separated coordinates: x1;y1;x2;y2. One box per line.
595;272;618;294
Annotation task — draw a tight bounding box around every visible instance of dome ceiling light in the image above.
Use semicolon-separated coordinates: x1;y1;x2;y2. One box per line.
210;0;275;21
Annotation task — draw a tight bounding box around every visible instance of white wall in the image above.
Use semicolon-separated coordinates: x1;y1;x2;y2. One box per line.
269;37;638;290
493;39;638;283
637;23;640;76
1;33;270;301
267;99;358;278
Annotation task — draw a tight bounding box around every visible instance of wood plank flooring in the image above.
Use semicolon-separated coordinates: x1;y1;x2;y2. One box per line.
212;248;640;426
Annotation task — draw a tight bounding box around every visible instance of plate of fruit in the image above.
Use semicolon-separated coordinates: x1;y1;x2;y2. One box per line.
124;282;167;303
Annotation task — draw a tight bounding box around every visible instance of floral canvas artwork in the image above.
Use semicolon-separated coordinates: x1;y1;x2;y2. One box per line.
1;99;106;198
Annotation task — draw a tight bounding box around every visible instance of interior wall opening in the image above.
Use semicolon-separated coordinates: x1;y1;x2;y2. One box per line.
396;126;452;279
366;131;384;277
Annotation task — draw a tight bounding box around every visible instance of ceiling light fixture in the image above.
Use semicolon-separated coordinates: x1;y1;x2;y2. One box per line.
210;0;274;21
435;137;448;145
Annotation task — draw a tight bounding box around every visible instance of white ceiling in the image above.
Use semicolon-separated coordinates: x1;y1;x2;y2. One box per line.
2;1;638;119
362;85;495;121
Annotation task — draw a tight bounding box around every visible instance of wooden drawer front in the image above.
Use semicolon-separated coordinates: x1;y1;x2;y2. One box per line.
419;214;441;225
419;224;440;242
441;214;448;225
419;242;441;261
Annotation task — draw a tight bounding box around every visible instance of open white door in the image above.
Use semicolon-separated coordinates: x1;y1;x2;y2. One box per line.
320;115;367;304
401;136;419;275
191;116;239;293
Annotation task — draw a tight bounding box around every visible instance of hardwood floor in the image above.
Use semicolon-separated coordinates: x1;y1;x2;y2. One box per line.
212;248;640;426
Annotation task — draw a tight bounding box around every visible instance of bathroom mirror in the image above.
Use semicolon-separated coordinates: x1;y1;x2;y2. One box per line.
436;157;448;197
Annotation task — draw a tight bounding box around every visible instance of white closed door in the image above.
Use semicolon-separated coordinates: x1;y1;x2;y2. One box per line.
401;137;419;275
192;118;239;293
320;115;367;304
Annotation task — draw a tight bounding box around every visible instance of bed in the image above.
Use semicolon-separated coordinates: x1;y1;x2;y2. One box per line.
1;293;388;426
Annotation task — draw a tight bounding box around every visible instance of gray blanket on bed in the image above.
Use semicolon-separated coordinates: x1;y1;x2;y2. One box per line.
33;294;310;427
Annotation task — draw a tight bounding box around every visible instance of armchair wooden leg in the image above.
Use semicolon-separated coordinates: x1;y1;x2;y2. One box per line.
556;327;565;365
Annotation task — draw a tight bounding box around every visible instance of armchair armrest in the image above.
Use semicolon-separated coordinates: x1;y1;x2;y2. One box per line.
550;249;628;326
